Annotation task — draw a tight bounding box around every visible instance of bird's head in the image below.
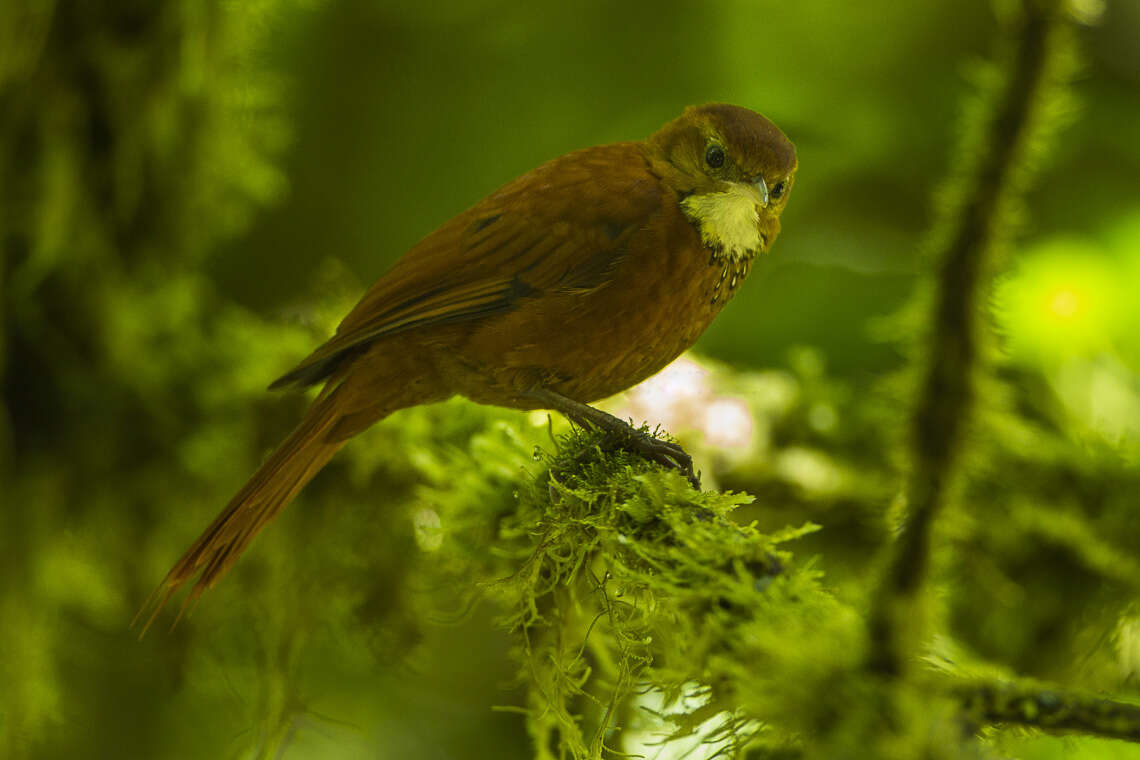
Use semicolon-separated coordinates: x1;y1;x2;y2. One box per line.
646;104;797;261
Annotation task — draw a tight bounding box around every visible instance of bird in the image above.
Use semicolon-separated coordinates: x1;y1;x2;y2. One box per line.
137;103;797;631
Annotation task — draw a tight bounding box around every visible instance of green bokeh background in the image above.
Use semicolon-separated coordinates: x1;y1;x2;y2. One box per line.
3;1;1139;758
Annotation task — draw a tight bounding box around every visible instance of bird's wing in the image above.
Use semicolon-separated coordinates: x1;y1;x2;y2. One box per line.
270;142;664;390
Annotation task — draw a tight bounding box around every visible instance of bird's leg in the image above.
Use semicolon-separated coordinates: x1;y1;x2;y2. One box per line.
525;388;700;489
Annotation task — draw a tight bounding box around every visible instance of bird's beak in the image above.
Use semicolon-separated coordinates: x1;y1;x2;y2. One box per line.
753;175;770;207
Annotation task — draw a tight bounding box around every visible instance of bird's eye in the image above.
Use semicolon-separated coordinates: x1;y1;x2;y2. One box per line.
705;144;725;169
770;179;788;200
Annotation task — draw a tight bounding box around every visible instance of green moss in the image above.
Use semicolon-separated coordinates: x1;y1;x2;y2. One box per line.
464;427;827;757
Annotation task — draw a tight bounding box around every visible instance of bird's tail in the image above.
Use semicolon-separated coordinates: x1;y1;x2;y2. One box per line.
134;391;347;635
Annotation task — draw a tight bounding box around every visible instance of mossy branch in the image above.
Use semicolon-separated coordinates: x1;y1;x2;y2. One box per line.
867;0;1075;678
732;680;1140;760
957;681;1140;744
482;427;832;759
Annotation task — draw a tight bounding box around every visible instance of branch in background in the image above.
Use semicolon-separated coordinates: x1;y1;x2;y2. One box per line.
735;678;1140;754
958;681;1140;744
867;0;1073;678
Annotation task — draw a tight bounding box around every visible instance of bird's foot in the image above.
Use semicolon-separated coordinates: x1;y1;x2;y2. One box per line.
601;426;700;489
526;388;701;489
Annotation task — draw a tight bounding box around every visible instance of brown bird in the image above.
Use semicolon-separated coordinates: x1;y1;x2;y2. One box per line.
138;103;797;630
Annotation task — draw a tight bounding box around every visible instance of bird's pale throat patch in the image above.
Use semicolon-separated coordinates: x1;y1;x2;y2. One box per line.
681;183;766;261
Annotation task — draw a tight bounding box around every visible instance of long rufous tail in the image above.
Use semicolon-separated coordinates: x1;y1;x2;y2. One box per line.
135;391;347;635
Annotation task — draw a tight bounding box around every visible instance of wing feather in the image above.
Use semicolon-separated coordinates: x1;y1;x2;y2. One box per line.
270;143;663;390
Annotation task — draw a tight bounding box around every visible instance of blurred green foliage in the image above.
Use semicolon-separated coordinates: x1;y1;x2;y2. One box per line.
3;0;1140;758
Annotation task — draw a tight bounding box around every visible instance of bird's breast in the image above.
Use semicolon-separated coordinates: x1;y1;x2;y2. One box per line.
444;189;762;408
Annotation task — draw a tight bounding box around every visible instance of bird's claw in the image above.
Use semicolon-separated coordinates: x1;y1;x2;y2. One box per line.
597;427;701;489
530;388;701;489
